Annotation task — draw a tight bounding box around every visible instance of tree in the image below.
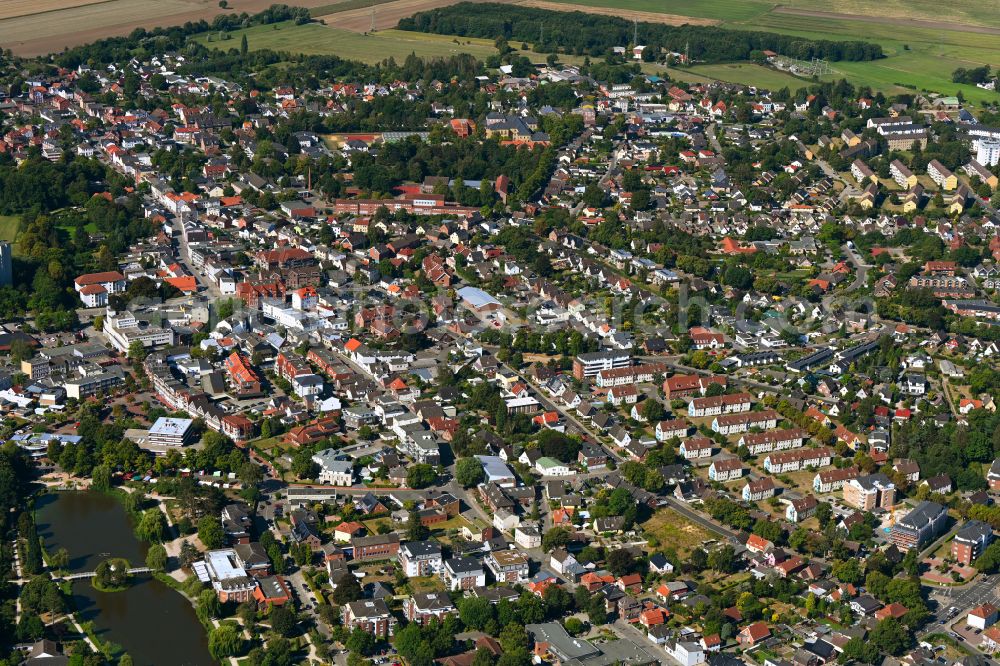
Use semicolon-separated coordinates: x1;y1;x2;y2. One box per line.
587;594;607;625
92;464;112;491
209;624;243;660
606;549;636;576
630;188;651;211
639;399;666;422
269;606;297;637
331;573;362;604
128;339;147;363
290;449;319;480
407;509;429;541
841;637;880;664
542;584;572;619
815;501;832;527
238;601;258;631
564;617;585;636
346;627;376;655
197;515;224;550
136;509;167;543
832;558;864;585
145;544;167;571
541;526;571;552
49;547;70;571
752;519;784;545
290;542;312;567
240;33;248;56
870;618;912;656
198;589;222;621
179;539;199;568
458;596;494;631
456;457;485;488
407;464;437;488
707;545;735;573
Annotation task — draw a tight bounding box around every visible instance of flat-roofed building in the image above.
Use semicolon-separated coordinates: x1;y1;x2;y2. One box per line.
147;417;194;447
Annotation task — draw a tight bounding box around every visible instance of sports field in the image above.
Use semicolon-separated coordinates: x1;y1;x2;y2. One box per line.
193;20;498;63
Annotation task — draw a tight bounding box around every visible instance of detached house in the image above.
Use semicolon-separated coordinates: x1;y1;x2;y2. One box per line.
737;622;771;646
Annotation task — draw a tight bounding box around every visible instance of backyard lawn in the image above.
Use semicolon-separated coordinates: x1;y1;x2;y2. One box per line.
642;507;712;554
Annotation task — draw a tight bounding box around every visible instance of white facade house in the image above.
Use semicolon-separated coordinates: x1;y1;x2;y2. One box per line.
312;449;354;486
536;457;571;476
398;541;443;577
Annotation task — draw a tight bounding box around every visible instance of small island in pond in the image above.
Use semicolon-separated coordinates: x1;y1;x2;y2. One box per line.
91;558;132;593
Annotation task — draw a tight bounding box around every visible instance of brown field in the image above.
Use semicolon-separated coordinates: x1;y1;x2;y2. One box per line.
770;6;1000;36
317;0;500;32
0;0;337;56
513;0;718;26
0;0;112;21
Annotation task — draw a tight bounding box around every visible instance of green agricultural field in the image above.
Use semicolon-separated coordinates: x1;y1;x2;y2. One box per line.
743;13;1000;104
526;0;1000;103
547;0;1000;29
192;21;497;64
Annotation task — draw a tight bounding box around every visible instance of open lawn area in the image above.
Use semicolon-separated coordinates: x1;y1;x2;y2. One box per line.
192;21;497;63
0;215;19;244
641;507;712;554
407;575;446;594
667;63;813;91
430;515;474;532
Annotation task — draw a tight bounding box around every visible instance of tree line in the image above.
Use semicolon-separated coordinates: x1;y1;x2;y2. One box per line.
397;3;883;63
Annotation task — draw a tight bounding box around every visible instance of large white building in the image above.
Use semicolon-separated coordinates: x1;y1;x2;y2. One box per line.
147;417;194;447
103;310;173;353
978;138;1000;167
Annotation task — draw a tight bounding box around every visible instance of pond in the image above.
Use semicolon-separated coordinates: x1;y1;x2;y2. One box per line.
35;491;215;666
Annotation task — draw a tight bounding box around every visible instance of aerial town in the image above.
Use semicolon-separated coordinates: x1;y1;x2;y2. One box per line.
2;4;1000;666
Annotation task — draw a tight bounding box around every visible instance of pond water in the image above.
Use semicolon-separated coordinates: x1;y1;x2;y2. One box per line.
35;491;215;666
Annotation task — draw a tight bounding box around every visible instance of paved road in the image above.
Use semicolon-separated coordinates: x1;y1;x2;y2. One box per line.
843;243;872;293
706;123;724;155
928;576;998;622
497;357;625;463
613;619;669;662
175;228;222;301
